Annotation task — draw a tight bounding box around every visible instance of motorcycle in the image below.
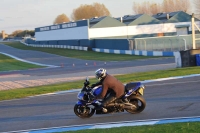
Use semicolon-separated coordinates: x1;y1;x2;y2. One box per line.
74;77;146;118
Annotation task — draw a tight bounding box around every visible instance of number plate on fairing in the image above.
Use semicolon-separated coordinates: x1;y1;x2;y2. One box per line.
138;88;144;95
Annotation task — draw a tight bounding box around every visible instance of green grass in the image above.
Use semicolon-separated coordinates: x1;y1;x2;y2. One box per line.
2;42;162;61
116;66;200;83
63;122;199;133
0;66;199;101
0;54;43;71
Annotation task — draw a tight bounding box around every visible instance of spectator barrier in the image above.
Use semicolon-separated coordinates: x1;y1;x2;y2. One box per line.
20;41;88;51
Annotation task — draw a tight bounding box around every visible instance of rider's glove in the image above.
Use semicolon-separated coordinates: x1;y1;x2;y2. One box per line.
84;81;90;86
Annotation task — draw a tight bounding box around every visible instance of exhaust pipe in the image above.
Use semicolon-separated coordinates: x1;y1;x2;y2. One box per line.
107;103;137;110
124;104;137;110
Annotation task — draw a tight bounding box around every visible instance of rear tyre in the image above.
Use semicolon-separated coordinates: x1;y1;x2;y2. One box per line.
74;104;95;118
125;95;146;114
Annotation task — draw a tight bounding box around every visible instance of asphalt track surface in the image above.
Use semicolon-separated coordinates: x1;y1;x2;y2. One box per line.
1;43;198;132
0;43;176;90
0;76;200;132
0;43;175;76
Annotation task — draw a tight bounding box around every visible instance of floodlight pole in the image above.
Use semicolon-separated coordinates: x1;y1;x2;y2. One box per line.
191;13;196;49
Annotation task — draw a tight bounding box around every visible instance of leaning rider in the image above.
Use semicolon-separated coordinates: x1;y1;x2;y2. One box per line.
91;68;128;112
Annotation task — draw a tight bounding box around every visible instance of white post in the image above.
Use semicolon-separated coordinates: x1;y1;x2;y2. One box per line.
174;52;182;68
143;40;146;51
135;40;138;50
191;13;196;49
182;39;187;50
169;39;173;51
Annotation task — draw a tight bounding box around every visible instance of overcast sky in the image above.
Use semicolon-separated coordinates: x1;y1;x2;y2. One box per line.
0;0;194;34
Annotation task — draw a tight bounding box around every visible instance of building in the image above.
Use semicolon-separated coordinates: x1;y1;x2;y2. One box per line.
33;11;200;50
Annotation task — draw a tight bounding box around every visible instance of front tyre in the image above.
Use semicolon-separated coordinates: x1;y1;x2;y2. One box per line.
125;95;146;114
74;104;95;118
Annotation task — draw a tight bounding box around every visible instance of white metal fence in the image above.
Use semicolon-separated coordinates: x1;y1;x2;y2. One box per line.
131;34;200;51
20;40;88;51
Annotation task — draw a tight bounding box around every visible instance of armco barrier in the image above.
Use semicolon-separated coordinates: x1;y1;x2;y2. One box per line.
20;41;88;51
92;48;176;56
20;41;175;56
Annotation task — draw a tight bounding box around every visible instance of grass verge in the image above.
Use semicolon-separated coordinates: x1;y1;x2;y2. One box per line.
63;122;200;133
0;66;199;101
2;42;162;61
0;54;43;71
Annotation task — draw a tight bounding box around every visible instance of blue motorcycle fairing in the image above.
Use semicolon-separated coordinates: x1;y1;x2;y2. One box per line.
131;82;142;91
77;91;85;100
92;86;103;96
124;82;142;97
76;100;87;105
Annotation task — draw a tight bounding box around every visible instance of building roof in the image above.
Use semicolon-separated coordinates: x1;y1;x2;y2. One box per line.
128;14;161;26
90;16;126;28
89;16;107;24
116;14;143;24
152;11;181;22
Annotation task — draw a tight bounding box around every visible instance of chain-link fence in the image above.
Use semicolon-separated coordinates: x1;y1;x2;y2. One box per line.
131;34;200;51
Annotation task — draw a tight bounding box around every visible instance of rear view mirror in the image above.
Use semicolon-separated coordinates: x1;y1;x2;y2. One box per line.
86;77;89;81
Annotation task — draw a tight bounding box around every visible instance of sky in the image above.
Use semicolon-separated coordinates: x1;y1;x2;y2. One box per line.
0;0;194;34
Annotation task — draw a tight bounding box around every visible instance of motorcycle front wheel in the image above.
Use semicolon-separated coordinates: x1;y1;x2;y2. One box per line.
125;95;146;114
74;104;95;118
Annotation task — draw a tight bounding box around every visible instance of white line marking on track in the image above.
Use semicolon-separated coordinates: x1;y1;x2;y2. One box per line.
147;80;200;87
0;52;59;67
5;116;200;133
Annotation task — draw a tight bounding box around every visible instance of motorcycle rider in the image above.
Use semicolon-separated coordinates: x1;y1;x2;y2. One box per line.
91;68;128;112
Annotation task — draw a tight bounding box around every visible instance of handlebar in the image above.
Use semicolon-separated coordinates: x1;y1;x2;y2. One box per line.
84;80;90;86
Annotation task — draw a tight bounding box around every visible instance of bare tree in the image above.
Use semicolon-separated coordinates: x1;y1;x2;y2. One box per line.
133;0;191;15
162;0;190;13
133;2;149;14
149;3;162;14
133;1;162;15
193;0;200;18
177;0;191;13
133;2;143;14
71;2;111;21
11;30;23;37
9;30;34;37
53;14;70;24
162;0;175;12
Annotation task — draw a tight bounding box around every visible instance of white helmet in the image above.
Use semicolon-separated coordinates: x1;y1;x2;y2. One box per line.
95;68;107;80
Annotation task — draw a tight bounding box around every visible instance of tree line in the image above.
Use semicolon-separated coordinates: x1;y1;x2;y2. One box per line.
2;30;35;38
133;0;191;15
53;2;111;24
11;30;35;37
54;0;200;24
5;0;199;38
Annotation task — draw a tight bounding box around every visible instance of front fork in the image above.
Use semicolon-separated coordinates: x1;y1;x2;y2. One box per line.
77;100;95;110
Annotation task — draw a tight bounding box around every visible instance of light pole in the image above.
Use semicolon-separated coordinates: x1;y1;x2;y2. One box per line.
191;13;196;49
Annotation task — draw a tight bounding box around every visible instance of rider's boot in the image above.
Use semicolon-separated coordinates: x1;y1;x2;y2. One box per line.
95;101;107;113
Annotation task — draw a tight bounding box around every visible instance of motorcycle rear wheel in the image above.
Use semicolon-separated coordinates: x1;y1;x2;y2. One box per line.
125;95;146;114
74;104;95;118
